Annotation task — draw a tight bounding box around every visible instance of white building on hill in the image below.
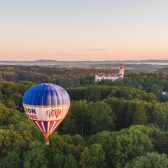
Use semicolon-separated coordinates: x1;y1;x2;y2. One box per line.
95;65;125;82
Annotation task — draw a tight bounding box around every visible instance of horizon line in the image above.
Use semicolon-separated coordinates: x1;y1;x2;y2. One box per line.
0;59;168;62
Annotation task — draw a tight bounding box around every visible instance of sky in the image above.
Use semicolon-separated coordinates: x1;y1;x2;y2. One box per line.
0;0;168;61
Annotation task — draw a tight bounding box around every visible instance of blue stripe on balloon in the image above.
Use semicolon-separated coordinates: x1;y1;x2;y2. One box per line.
48;85;56;105
32;120;39;130
46;85;51;106
43;121;48;132
23;85;33;103
55;88;61;105
42;84;47;106
32;84;43;105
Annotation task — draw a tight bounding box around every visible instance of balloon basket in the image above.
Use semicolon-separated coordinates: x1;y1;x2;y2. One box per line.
43;133;50;145
45;138;49;145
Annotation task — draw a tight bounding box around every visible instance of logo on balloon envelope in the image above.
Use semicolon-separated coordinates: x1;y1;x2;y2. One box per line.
46;108;61;118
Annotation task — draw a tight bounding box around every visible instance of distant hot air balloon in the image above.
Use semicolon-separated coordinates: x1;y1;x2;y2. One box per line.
23;83;70;145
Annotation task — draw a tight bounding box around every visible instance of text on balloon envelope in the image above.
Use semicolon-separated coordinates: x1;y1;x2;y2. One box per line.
24;107;36;114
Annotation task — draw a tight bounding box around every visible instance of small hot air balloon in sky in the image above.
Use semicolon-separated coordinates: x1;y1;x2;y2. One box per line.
23;83;70;145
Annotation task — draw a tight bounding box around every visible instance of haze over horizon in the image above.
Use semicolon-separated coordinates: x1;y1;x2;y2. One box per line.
1;59;168;62
0;0;168;61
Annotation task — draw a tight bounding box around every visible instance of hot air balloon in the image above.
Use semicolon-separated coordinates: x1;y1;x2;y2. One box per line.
23;83;70;145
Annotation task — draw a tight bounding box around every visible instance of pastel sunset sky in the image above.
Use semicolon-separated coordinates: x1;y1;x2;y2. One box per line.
0;0;168;61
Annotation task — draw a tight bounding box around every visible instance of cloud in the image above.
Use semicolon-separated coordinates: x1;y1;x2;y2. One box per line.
89;48;110;51
24;53;60;56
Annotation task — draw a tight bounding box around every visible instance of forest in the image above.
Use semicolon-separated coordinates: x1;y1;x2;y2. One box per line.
1;66;168;168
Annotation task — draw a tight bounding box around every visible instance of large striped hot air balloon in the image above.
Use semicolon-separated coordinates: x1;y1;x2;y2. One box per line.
23;83;70;145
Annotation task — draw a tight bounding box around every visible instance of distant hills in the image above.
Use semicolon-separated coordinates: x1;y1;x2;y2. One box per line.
0;59;168;65
0;60;168;72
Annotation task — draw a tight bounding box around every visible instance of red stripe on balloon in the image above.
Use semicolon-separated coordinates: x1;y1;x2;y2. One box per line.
49;121;55;132
36;121;45;132
51;120;62;132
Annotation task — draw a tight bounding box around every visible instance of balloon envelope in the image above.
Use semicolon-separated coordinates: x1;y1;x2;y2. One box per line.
23;83;70;144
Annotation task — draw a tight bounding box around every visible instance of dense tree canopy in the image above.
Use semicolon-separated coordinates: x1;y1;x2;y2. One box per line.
0;66;168;167
125;152;168;168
